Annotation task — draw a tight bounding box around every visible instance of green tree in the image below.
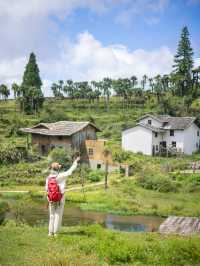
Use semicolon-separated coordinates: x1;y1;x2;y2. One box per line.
102;78;112;112
192;67;200;98
51;81;64;98
21;53;44;113
0;84;10;100
11;83;20;99
173;26;194;96
63;80;75;100
141;75;148;90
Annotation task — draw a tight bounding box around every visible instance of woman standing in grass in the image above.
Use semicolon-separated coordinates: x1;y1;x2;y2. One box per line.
46;156;80;236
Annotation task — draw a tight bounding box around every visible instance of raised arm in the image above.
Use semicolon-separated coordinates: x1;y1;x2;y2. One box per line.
56;157;80;183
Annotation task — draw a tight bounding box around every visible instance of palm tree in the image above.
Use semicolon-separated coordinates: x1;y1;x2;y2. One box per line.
149;78;154;93
51;82;64;98
11;83;21;99
141;74;148;90
58;80;64;95
102;78;112;112
63;80;74;99
91;80;102;105
11;83;21;112
0;84;10;100
154;75;163;103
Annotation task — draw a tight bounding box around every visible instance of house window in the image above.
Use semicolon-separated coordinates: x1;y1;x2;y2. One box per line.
97;164;101;169
148;120;152;125
172;141;176;147
88;148;94;156
196;142;199;148
197;131;199;136
58;136;63;140
170;130;174;136
156;145;159;151
154;132;158;138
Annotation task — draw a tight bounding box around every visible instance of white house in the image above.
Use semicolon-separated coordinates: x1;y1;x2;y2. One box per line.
122;114;200;155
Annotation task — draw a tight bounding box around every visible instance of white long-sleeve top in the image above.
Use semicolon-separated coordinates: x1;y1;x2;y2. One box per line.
45;160;78;194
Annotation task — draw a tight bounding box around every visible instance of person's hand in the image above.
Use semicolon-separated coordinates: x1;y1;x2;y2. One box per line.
75;156;81;163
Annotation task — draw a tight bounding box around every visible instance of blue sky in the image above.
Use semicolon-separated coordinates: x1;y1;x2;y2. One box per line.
0;0;199;96
65;0;200;53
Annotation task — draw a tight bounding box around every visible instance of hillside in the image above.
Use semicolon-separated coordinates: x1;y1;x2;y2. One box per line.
1;94;200;147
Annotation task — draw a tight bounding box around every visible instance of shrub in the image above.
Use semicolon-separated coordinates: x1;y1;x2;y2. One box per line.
136;174;177;192
40;107;69;123
0;201;9;224
136;164;177;192
0;144;27;164
7;116;27;137
48;147;73;168
87;170;104;182
112;150;132;163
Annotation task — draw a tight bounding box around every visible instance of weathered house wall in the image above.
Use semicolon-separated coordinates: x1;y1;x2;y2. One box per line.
31;125;98;154
85;139;129;175
32;134;72;154
71;125;97;150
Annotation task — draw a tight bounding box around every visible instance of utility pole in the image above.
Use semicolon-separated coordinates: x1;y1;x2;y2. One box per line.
105;159;108;190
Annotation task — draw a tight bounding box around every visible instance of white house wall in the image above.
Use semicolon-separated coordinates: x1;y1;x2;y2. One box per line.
122;126;153;155
152;132;164;151
165;130;184;152
184;124;200;154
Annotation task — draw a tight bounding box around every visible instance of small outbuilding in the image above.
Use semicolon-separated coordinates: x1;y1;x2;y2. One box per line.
159;216;200;235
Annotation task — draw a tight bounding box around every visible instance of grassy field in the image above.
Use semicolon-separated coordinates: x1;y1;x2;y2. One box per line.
0;98;200;265
0;97;156;145
1;222;200;266
67;180;200;217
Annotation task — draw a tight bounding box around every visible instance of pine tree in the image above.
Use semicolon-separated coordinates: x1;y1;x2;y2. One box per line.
173;26;194;96
21;53;44;114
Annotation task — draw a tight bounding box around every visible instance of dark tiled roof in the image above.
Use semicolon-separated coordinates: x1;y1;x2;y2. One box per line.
139;114;196;130
20;121;100;136
137;123;165;133
162;117;196;130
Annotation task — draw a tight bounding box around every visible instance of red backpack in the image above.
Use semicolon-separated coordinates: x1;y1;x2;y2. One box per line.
47;177;63;203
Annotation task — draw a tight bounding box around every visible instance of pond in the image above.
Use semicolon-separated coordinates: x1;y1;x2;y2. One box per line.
5;201;164;232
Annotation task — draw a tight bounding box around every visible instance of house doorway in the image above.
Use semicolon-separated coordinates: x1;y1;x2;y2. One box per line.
160;141;167;155
41;145;47;155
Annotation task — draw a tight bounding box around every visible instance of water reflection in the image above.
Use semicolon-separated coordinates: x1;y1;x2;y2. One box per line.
6;204;164;233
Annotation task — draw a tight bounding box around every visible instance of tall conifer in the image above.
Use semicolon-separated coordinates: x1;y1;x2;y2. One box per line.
173;26;194;96
21;53;44;113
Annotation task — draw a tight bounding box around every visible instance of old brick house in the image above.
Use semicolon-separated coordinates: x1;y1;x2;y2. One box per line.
21;121;100;155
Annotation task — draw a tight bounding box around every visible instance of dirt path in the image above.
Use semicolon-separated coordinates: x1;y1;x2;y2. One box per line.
0;181;105;194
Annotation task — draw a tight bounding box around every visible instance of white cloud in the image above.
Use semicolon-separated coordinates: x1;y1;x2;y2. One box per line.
0;31;175;96
194;58;200;68
0;0;123;20
0;32;173;95
4;31;199;97
115;0;169;26
0;57;26;84
60;31;174;81
0;0;119;60
0;1;198;97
